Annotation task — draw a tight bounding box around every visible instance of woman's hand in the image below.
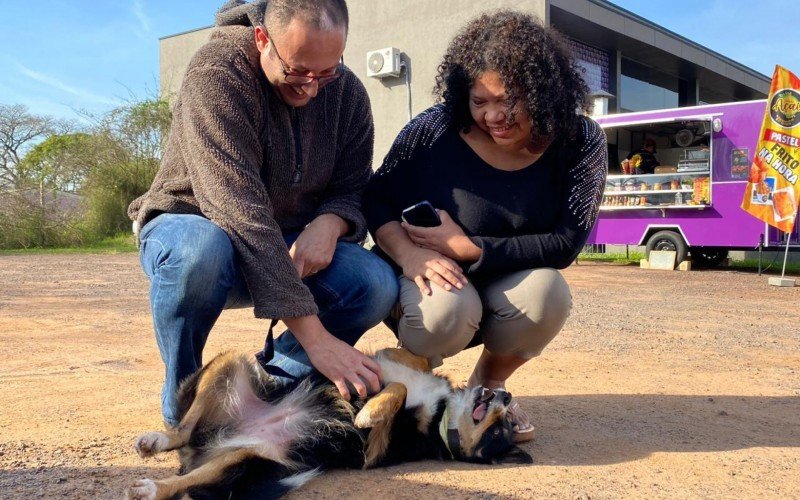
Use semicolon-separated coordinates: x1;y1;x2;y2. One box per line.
398;247;467;295
402;210;482;262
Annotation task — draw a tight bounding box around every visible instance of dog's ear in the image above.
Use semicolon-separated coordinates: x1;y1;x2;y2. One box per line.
492;445;533;465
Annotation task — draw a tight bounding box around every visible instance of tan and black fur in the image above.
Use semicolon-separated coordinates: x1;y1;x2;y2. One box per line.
127;348;532;499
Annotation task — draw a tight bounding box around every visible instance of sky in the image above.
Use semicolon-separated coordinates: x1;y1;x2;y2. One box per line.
0;0;798;122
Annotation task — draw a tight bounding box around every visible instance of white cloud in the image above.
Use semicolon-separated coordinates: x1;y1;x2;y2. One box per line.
15;63;118;106
132;0;151;32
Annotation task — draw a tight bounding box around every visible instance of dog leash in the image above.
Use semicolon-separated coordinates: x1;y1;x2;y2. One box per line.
254;318;299;381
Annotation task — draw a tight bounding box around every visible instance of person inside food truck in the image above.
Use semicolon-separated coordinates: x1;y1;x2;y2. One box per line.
626;137;660;174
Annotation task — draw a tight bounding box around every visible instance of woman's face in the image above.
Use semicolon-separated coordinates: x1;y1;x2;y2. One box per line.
468;71;533;151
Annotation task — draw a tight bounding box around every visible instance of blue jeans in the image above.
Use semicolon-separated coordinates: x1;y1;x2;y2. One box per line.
138;213;398;426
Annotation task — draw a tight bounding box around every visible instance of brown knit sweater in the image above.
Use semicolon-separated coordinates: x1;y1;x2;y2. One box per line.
128;25;374;319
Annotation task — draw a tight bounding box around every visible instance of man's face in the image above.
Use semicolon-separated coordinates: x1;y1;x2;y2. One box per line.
255;19;346;107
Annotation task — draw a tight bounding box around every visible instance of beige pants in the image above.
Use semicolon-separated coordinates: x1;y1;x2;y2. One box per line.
395;268;572;368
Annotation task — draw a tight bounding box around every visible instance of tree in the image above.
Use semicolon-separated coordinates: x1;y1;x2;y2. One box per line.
19;133;93;193
82;98;172;237
0;98;172;247
0;104;57;189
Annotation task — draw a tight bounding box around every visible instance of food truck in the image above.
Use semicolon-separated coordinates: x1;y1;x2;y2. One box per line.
586;100;800;267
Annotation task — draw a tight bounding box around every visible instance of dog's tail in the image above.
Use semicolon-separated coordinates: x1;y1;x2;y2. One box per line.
231;466;321;499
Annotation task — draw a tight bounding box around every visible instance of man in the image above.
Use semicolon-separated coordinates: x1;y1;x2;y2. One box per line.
626;137;660;174
128;0;398;427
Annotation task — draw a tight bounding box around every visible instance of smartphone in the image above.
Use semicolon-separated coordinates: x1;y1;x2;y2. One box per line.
401;201;441;227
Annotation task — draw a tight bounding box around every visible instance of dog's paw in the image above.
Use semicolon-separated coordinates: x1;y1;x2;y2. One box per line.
127;478;157;500
355;407;383;428
135;432;168;458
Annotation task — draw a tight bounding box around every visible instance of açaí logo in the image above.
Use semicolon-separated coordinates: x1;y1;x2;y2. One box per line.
769;88;800;128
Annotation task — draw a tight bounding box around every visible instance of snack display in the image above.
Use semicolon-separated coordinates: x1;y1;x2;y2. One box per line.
693;177;710;204
601;172;713;210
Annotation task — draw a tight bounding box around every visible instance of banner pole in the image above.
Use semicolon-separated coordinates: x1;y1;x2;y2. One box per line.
781;232;790;279
769;230;796;286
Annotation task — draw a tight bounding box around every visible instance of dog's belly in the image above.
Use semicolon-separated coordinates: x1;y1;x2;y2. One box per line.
235;403;308;448
216;372;310;459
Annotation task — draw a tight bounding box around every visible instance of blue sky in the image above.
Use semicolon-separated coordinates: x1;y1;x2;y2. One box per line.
0;0;798;122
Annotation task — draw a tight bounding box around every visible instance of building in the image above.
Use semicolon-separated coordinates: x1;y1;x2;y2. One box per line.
159;0;770;167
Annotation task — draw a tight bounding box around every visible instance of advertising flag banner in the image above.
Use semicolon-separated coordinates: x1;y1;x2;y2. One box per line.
741;65;800;233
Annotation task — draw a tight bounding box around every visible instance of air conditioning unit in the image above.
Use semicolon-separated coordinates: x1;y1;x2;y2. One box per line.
366;47;402;78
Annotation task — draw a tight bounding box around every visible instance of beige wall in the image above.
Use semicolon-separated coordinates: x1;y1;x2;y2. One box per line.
345;0;549;167
157;2;548;167
160;28;213;101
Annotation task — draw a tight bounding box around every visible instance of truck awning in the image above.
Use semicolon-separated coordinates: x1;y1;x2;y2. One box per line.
597;113;722;129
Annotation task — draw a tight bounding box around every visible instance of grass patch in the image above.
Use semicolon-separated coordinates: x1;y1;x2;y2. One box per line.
0;234;137;255
577;251;645;265
728;258;800;275
579;251;800;275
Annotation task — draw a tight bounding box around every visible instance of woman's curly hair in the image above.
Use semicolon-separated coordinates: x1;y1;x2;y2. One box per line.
434;10;591;141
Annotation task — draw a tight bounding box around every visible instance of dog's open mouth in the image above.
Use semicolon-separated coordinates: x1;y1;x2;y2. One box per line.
471;389;494;424
472;400;488;423
471;387;512;424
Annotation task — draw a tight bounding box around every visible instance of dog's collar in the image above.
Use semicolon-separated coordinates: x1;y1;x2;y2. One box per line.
439;405;462;460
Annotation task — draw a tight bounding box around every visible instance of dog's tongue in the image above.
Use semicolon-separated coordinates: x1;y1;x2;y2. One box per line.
472;402;487;421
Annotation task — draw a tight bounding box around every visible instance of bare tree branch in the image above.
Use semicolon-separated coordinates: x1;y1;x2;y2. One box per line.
0;104;57;189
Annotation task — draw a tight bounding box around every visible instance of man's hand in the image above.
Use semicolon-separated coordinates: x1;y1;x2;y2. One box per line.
304;334;382;400
401;210;481;262
290;214;348;278
398;247;467;295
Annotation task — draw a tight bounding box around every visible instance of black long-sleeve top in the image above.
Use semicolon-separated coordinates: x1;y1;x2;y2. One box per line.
364;106;608;278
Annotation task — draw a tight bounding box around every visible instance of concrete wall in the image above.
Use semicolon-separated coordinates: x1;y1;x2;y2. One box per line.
160;27;213;101
156;1;549;166
344;0;548;168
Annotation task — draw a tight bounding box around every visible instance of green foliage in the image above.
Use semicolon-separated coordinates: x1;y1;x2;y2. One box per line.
0;233;136;255
0;97;171;249
18;133;93;192
0;195;86;249
80;99;171;239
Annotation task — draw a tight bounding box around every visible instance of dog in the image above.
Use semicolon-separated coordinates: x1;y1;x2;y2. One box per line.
127;347;532;499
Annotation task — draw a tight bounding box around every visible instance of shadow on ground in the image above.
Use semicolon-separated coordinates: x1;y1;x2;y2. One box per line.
2;394;797;497
520;394;800;465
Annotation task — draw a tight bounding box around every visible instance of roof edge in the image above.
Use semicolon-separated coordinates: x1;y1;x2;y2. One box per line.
586;0;771;83
159;25;213;41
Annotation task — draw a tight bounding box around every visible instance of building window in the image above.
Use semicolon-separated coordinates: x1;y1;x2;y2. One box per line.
620;58;680;112
566;39;610;94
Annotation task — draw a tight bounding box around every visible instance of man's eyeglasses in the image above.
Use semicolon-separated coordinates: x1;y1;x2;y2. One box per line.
265;27;344;88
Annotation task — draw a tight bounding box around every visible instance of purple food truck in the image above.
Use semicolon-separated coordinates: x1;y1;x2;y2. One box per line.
586;100;800;267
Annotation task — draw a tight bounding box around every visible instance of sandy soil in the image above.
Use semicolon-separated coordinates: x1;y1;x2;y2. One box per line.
0;253;798;499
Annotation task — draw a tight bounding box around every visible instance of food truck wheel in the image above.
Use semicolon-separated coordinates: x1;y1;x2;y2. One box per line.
645;230;687;264
690;247;728;268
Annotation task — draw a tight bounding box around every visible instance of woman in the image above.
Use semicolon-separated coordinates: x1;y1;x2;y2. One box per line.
364;11;608;442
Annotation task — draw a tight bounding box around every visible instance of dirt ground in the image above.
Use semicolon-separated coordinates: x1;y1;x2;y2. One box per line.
0;253;798;499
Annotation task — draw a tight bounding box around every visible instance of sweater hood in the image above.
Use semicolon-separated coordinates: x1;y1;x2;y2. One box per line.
215;0;266;28
208;1;265;69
